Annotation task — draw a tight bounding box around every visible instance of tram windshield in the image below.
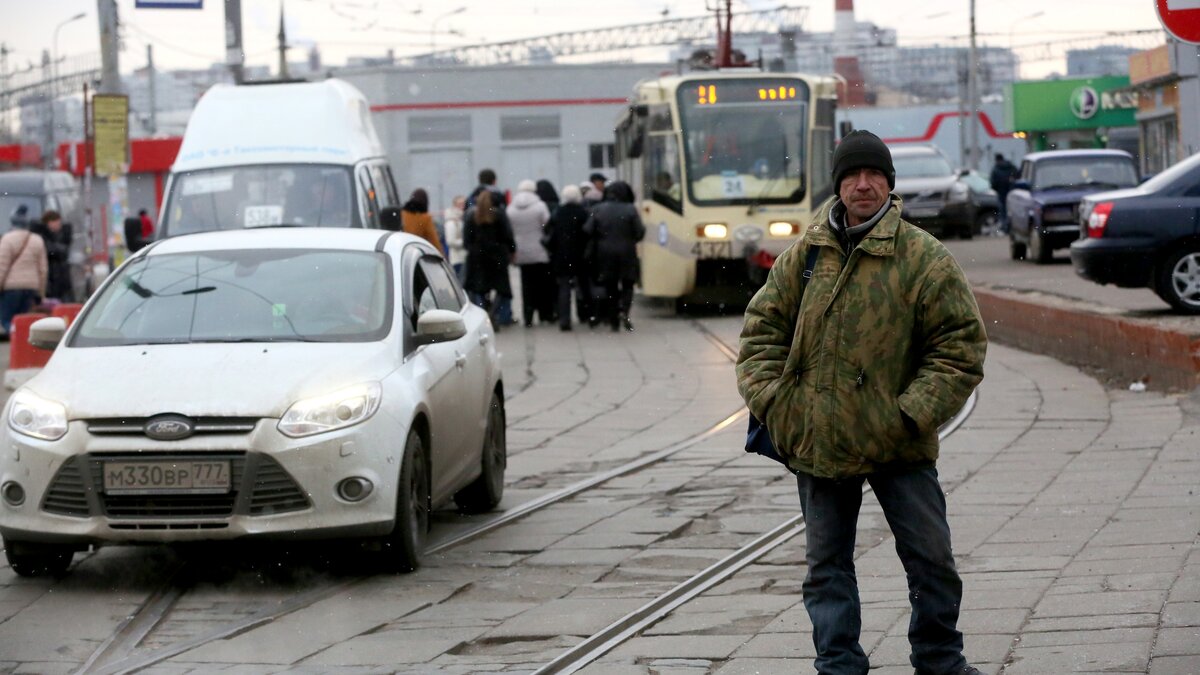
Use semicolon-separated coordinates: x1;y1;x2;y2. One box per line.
677;78;809;206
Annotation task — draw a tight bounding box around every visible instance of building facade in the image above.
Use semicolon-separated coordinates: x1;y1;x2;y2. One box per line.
1127;41;1200;176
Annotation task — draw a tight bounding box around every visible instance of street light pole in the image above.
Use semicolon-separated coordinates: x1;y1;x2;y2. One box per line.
430;7;465;54
48;11;86;169
967;0;979;171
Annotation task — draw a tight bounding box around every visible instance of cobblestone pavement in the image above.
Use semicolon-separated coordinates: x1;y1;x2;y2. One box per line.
0;306;1196;674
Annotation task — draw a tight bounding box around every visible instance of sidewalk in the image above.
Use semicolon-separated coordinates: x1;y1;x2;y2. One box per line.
590;341;1200;674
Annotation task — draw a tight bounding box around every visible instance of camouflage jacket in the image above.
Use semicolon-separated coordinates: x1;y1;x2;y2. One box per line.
736;195;987;478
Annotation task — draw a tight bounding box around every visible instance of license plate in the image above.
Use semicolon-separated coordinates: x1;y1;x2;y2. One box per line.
907;207;940;219
690;241;733;259
103;460;231;494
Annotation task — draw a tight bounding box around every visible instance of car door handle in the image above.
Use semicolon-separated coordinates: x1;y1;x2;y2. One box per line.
455;353;467;369
479;334;490;346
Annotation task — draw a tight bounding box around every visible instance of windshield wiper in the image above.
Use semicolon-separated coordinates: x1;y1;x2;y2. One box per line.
180;286;217;295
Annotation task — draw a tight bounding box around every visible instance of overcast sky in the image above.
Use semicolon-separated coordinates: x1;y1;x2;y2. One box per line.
1;0;1165;79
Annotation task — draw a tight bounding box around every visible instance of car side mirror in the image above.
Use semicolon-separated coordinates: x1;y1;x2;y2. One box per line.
29;316;67;351
380;206;402;232
1012;180;1031;191
414;309;466;346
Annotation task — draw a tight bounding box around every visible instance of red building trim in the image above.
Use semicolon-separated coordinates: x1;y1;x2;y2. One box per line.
881;111;1005;145
371;97;629;112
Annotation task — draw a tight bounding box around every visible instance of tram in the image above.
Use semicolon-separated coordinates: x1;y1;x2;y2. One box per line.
615;70;839;308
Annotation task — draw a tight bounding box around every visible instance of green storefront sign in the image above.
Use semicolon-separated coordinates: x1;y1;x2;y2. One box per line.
1005;76;1137;132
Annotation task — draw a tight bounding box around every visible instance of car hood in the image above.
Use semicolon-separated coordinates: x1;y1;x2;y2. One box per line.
894;176;957;194
24;341;397;419
1033;185;1134;206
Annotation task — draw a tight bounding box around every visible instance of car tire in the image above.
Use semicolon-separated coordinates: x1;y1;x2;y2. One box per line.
380;428;429;573
4;539;74;577
1156;246;1200;315
1009;237;1026;261
454;392;507;514
976;210;999;237
958;221;974;240
1028;226;1052;264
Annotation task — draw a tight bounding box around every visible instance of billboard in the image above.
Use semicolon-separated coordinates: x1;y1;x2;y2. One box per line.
92;94;129;177
1004;76;1137;132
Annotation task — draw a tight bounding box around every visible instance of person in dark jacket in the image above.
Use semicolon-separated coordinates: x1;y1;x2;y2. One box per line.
30;210;73;302
989;153;1019;233
463;189;516;327
584;180;644;332
535;179;559;216
543;184;592;331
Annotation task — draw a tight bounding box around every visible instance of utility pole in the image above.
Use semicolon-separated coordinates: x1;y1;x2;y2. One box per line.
225;0;245;84
967;0;979;171
146;44;156;134
97;0;121;94
0;43;8;144
277;2;290;80
42;50;53;168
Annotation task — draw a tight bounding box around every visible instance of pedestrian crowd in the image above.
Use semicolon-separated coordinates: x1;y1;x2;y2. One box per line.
394;169;645;333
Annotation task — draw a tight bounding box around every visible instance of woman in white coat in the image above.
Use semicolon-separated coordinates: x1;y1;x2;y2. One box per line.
506;179;555;327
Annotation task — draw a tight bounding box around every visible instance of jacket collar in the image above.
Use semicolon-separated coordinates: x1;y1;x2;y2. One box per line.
807;194;903;257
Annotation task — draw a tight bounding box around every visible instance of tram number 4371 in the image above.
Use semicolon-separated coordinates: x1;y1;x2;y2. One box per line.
691;241;733;259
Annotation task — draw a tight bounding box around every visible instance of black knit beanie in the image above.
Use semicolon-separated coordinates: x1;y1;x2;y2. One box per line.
832;130;895;190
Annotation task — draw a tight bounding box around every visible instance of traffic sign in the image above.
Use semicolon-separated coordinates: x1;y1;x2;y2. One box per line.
1157;0;1200;44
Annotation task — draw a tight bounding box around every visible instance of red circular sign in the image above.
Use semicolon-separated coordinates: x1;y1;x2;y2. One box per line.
1157;0;1200;44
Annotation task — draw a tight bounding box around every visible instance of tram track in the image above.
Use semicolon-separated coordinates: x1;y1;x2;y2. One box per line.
72;318;749;674
62;315;977;674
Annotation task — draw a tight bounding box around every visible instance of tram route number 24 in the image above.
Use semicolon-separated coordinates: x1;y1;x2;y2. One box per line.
691;241;733;259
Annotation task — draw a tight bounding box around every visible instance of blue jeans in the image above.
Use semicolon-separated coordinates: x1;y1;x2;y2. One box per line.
795;466;967;675
0;289;38;333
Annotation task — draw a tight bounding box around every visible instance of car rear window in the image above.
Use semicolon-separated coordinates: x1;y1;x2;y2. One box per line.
71;249;392;346
893;154;954;179
1032;157;1137;190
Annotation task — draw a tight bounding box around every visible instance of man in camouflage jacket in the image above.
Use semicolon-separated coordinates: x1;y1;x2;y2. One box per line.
736;130;986;675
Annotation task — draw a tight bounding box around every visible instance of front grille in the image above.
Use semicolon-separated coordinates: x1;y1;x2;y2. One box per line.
900;191;944;203
42;457;91;516
86;417;258;436
39;452;310;521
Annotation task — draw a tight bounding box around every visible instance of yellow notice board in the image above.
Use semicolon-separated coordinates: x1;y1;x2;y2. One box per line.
93;94;129;177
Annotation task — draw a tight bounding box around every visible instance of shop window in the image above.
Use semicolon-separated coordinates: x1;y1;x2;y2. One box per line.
589;143;615;169
408;116;472;144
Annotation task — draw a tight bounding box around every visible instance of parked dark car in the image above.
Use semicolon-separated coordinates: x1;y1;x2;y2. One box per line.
1006;149;1139;264
889;145;997;239
1070;151;1200;314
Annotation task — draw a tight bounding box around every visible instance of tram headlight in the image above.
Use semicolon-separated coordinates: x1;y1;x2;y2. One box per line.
697;223;728;239
768;221;799;237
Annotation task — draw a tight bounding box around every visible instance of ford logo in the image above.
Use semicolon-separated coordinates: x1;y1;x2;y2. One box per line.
144;415;195;441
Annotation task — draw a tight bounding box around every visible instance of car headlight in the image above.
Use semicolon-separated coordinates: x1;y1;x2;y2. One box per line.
278;383;382;438
8;389;68;441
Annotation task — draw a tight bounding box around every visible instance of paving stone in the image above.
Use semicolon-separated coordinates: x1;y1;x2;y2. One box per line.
1163;602;1200;627
1153;626;1200;657
607;634;752;660
1032;589;1169;618
1004;642;1150;673
481;597;647;638
1148;655;1200;674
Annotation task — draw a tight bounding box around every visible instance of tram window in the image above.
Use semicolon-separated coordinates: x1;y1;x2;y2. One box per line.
645;132;682;213
810;127;835;204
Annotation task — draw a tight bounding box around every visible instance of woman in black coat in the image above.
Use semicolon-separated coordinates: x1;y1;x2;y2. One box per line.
463;189;516;324
584;180;645;332
542;184;592;330
31;210;73;302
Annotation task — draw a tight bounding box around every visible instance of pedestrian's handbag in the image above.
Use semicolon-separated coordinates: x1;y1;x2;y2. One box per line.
744;243;821;469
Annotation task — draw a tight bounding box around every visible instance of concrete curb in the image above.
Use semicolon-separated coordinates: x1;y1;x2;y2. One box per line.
973;285;1200;392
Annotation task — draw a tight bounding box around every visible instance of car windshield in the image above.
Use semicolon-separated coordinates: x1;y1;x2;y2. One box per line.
160;165;357;235
0;194;44;228
677;78;809;205
71;249;391;347
893;154;954;179
1032;157;1138;190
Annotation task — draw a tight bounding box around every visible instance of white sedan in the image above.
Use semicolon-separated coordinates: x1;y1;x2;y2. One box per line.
0;228;506;576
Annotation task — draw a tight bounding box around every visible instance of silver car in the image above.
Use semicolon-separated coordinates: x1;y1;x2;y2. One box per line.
0;228;506;575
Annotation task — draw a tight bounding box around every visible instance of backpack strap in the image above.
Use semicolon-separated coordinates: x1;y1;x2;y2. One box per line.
800;243;820;299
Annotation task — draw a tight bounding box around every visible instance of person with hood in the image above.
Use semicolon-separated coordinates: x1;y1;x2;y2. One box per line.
989;153;1019;233
542;184;592;331
30;209;73;302
463;189;516;327
0;210;48;334
584;180;644;332
442;195;468;282
736;130;986;675
507;179;555;327
581;177;605;209
400;188;443;251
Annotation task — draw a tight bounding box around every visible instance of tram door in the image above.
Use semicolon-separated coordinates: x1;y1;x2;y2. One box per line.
408;149;471;215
